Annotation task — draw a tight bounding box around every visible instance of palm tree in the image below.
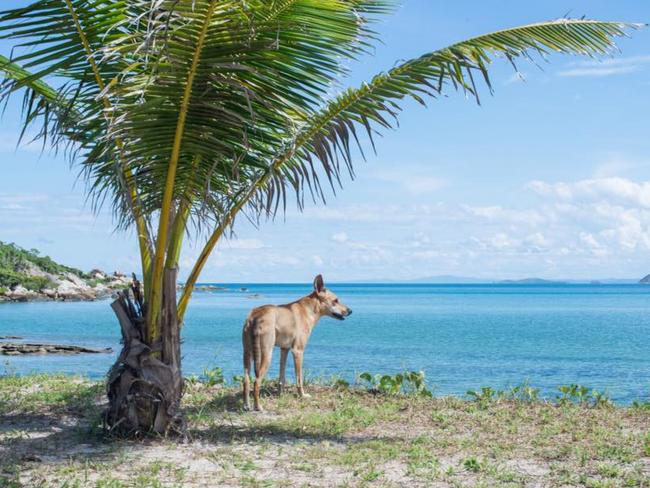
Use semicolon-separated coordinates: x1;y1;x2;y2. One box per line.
0;0;638;434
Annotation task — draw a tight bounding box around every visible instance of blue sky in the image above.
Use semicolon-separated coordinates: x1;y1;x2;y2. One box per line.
1;1;649;282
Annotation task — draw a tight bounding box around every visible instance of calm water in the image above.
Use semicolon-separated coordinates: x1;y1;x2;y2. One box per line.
1;283;650;403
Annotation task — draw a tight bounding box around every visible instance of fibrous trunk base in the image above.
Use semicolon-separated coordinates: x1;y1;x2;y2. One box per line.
103;271;184;436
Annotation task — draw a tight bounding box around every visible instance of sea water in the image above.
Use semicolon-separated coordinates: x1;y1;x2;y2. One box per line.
1;283;650;403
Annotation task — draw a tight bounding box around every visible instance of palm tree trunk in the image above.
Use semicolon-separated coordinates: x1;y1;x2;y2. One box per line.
103;270;184;436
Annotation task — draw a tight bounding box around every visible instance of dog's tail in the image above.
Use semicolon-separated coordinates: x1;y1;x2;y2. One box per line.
250;318;261;378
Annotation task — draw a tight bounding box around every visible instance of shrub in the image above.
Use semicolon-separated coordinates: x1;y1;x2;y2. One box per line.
0;269;52;291
466;386;499;408
200;366;225;386
0;241;85;279
358;370;432;397
556;384;612;408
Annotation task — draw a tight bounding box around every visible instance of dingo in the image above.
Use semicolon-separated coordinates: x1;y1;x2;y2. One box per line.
242;275;352;411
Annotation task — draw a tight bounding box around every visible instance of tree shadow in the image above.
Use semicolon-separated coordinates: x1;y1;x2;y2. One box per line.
0;387;118;483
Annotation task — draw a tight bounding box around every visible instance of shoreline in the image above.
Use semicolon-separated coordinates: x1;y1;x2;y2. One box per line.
0;369;645;407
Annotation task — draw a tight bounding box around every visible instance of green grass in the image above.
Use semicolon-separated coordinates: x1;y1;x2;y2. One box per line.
1;374;650;487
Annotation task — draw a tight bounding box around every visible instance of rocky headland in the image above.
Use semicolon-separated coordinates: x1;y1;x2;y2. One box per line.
0;241;131;303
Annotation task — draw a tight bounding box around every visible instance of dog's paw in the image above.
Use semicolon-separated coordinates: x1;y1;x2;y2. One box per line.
243;403;251;412
300;393;312;398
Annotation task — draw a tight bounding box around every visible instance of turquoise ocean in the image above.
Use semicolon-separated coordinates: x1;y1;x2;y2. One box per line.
1;283;649;403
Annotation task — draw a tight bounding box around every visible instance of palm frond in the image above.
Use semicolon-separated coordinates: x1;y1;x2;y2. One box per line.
250;19;640;213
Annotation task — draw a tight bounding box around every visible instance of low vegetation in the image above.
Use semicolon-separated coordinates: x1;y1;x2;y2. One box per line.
1;372;649;487
0;241;85;291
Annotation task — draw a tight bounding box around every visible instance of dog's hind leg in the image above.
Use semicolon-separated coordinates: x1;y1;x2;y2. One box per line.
253;330;274;412
242;326;252;411
279;348;289;395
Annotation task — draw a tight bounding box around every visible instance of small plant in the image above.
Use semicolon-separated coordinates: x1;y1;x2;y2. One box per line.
631;400;650;411
590;388;613;408
556;384;612;407
332;377;350;389
557;384;590;405
200;366;225;386
467;386;499;408
463;457;482;473
358;370;432;397
506;380;540;403
644;432;650;456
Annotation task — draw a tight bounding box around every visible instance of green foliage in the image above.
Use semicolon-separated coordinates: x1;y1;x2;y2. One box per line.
0;241;86;291
557;384;612;407
0;241;84;277
631;400;650;411
358;370;432;397
332;377;351;390
466;387;499;408
643;433;650;456
466;381;610;408
0;268;52;291
200;367;225;386
463;457;482;473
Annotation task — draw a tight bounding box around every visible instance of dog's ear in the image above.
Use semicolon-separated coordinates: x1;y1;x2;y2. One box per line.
313;274;324;293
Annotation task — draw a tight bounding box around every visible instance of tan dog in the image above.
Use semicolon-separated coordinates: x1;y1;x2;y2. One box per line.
242;275;352;411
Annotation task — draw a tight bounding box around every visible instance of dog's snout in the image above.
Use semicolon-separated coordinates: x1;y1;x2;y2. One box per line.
347;308;353;316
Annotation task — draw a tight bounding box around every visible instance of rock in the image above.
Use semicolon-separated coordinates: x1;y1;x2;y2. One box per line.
0;336;23;340
90;268;107;279
0;342;113;355
7;285;38;302
64;272;89;288
42;288;58;299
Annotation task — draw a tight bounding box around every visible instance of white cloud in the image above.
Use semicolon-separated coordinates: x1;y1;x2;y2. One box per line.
592;156;648;178
504;71;527;85
370;169;447;195
557;55;650;78
222;238;264;250
402;176;447;195
462;205;547;226
527;177;650;208
331;231;349;243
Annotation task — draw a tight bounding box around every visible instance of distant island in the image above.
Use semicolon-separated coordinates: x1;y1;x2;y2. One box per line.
0;241;130;302
498;278;566;285
640;274;650;284
343;276;638;285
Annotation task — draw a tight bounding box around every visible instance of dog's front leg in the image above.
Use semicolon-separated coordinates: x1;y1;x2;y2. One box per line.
279;348;289;394
292;349;311;398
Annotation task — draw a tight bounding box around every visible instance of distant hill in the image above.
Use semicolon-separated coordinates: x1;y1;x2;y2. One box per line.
498;278;566;285
0;241;129;301
640;274;650;284
344;275;492;284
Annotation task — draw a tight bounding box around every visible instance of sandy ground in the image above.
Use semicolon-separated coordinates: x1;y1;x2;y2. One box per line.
1;375;650;487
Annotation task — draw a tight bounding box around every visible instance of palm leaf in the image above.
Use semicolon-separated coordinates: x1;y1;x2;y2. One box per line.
255;19;641;212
